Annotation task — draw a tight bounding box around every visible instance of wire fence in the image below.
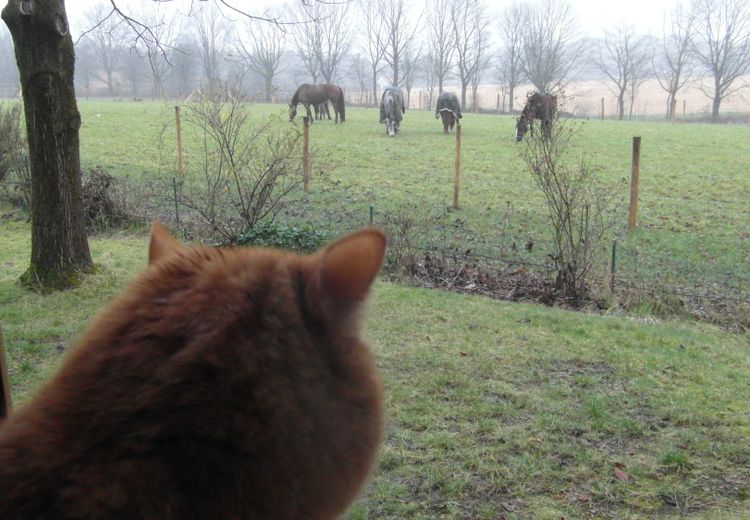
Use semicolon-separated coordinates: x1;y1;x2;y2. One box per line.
274;200;750;326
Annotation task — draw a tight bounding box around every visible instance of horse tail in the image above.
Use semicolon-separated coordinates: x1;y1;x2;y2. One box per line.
336;88;345;122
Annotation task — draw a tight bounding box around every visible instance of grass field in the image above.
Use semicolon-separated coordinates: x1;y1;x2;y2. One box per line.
1;98;749;517
73;100;750;310
1;217;748;519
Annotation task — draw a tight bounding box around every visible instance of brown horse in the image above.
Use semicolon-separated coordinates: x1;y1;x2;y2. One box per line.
516;92;558;142
289;84;346;124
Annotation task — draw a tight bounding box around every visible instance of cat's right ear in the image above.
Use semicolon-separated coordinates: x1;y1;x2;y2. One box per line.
149;222;182;264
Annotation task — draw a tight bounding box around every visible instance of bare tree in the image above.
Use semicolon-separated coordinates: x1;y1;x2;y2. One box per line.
135;1;181;99
293;2;353;84
691;0;750;120
452;0;491;108
2;0;94;289
595;25;652;120
170;34;196;97
237;17;285;102
360;0;387;101
497;2;526;112
82;3;126;96
426;0;456;94
193;2;230;87
520;0;584;94
348;54;371;105
121;47;146;97
401;41;422;107
627;39;654;118
316;2;353;83
377;0;419;86
422;52;438;109
292;8;323;83
654;3;696;119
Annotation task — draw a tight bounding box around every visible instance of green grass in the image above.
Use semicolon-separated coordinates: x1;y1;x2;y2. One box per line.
1;219;748;518
71;100;750;307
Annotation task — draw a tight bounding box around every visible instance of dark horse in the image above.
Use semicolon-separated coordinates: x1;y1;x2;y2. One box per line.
289;84;346;124
516;92;558;142
435;91;462;134
379;87;405;137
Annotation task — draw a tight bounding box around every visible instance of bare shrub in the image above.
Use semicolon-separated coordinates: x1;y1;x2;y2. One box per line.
176;82;304;243
519;117;621;303
82;168;134;232
0;103;31;210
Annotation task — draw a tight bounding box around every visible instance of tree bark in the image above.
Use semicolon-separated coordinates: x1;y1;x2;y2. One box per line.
2;0;93;290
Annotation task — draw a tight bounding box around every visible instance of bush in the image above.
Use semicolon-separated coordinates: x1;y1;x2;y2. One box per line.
82;167;134;232
519;114;621;303
175;81;305;243
236;223;330;252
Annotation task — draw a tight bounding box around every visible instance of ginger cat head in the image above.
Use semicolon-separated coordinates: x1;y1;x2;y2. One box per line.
0;224;387;520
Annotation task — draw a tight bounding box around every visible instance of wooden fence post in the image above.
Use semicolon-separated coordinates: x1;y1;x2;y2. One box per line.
601;97;605;120
1;324;11;419
453;124;462;210
175;105;184;178
303;116;310;193
628;136;641;231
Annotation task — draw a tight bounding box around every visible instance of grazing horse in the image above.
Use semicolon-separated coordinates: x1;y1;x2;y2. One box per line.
379;87;405;137
516;92;558;142
289;83;346;124
435;91;462;134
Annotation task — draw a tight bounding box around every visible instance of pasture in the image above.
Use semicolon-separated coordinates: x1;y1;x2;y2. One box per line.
1;219;749;519
75;100;750;315
1;99;749;518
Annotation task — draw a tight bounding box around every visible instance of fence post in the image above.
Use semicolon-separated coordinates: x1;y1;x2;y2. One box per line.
610;239;617;292
172;177;180;224
369;205;374;225
1;324;11;419
303;116;310;193
601;97;605;120
453;124;462;210
174;105;184;178
628;137;641;230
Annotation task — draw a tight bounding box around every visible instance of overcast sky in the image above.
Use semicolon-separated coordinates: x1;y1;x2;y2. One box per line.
65;0;682;39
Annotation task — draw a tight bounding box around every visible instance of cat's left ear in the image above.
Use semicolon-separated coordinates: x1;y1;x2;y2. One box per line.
316;229;386;303
149;222;183;264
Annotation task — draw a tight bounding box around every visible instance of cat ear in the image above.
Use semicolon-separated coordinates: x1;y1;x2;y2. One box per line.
316;229;386;303
148;222;182;264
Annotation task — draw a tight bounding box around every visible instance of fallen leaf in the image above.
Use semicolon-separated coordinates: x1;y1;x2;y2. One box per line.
614;468;630;482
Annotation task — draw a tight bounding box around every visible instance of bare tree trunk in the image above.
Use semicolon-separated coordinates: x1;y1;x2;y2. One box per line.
711;79;722;121
2;0;93;290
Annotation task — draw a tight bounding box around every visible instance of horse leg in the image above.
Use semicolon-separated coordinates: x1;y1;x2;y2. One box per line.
304;102;313;123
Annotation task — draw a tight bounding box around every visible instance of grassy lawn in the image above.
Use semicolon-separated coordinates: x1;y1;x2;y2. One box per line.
1;218;748;519
73;100;750;305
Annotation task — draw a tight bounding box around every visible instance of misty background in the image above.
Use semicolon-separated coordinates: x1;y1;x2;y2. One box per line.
0;0;748;120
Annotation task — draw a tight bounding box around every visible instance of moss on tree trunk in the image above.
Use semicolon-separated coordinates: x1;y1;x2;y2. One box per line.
2;0;93;291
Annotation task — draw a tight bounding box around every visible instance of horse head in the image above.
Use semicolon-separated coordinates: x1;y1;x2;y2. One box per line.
515;115;530;142
438;109;457;134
